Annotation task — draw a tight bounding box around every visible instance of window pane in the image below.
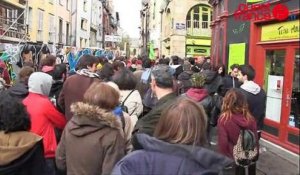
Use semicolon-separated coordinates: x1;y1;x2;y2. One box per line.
202;7;208;11
194;13;199;21
202;13;208;21
194;6;199;13
290;49;300;129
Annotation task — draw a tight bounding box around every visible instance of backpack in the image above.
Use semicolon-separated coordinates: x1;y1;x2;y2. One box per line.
233;129;259;167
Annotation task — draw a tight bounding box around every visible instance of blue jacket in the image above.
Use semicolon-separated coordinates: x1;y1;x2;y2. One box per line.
112;134;233;175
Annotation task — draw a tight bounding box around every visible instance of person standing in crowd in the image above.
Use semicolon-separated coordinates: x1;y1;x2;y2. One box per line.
218;89;258;175
238;65;266;138
215;64;226;77
97;62;114;82
0;67;7;91
134;58;152;99
112;68;143;121
49;63;67;111
222;64;242;96
0;59;11;85
23;72;66;175
0;92;46;175
8;66;34;100
177;61;193;94
169;55;183;79
183;73;218;143
58;55;100;120
132;65;177;149
113;98;232;175
195;55;206;72
56;82;125;175
40;55;56;76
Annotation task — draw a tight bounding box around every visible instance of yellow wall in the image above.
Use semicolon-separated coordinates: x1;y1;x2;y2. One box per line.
28;0;54;43
2;0;25;9
28;0;70;44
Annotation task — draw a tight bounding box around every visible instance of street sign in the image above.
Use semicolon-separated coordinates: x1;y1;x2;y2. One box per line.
105;35;122;42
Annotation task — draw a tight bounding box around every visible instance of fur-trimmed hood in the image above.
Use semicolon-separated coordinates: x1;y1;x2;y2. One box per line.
69;102;121;137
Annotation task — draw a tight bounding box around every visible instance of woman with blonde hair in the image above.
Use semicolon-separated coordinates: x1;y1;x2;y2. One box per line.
218;88;258;175
56;82;126;175
113;98;232;175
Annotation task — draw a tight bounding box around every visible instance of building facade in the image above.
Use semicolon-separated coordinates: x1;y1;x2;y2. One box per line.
0;0;27;44
159;0;212;58
209;0;300;154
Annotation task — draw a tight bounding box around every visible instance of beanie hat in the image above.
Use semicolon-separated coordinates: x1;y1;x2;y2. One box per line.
190;73;206;88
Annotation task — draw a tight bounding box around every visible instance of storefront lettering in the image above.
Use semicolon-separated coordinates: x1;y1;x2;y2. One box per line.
278;25;300;35
234;3;289;21
261;20;300;41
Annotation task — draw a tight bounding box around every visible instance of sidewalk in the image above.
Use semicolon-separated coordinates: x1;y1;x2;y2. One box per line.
209;128;299;175
256;140;299;175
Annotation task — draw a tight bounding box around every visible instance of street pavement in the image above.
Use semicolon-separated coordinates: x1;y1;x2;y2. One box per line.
209;127;300;175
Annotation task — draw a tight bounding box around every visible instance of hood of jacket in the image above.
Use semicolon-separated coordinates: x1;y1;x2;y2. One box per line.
28;72;53;96
186;88;209;102
0;131;42;166
231;114;255;129
241;81;261;95
8;82;28;97
69;102;121;137
136;134;232;171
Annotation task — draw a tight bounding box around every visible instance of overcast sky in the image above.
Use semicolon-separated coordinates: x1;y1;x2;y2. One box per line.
114;0;141;38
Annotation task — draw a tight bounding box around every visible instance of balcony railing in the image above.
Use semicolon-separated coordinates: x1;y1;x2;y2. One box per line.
186;20;211;37
0;17;27;41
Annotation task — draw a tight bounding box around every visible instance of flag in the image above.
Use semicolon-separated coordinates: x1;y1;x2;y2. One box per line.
148;42;155;60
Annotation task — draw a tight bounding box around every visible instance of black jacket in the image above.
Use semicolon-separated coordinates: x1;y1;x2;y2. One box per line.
0;132;46;175
132;93;177;149
7;82;29;100
202;70;224;95
221;75;242;96
240;81;267;130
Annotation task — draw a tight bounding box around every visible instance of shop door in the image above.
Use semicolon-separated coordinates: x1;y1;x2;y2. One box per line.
263;46;300;153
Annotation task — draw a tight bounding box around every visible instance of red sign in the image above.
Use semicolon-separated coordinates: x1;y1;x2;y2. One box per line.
234;2;289;21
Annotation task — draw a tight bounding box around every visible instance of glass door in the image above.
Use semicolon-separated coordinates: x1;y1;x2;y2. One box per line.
263;47;300;150
286;48;300;146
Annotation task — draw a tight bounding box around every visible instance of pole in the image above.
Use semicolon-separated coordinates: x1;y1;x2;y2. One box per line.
102;1;105;49
145;6;148;57
160;11;163;58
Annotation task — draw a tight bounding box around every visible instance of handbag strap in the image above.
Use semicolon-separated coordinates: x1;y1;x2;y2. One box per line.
121;90;135;106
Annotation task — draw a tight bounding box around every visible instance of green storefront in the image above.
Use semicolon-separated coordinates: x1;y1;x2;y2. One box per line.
186;38;211;57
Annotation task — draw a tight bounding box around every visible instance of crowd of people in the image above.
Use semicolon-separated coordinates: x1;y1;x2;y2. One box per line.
0;54;266;175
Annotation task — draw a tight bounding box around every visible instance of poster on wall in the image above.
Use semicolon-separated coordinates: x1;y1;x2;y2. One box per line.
265;75;284;122
227;43;246;72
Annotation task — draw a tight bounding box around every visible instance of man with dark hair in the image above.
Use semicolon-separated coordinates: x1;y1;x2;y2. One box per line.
132;65;177;149
58;55;100;120
239;65;266;137
8;66;34;100
221;63;242;96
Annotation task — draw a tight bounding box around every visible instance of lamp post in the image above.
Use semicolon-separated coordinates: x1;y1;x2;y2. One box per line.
159;9;163;58
100;0;106;49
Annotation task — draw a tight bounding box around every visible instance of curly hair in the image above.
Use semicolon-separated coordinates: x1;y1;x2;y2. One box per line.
220;88;254;123
0;91;30;133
